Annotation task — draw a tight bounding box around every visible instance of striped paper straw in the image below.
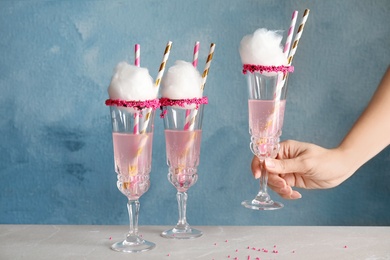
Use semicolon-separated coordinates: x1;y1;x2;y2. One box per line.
201;43;215;91
182;130;198;159
284;10;298;58
287;9;310;65
184;41;201;131
267;9;310;133
134;44;140;67
140;41;172;134
139;111;151;134
133;44;140;134
192;41;200;68
274;11;298;100
184;109;192;130
155;41;172;89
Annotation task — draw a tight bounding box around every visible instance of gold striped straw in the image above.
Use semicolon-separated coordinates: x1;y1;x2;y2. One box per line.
140;41;172;134
201;43;216;91
155;41;172;89
266;9;310;133
287;9;310;65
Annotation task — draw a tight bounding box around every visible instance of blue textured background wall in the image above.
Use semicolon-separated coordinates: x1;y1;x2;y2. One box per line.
1;1;389;226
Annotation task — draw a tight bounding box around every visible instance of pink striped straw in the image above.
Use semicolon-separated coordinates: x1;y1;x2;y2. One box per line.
283;11;298;58
184;41;200;130
133;44;140;134
134;44;140;66
192;41;200;68
183;109;192;130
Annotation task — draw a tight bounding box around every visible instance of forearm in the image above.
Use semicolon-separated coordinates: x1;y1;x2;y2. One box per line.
338;66;390;173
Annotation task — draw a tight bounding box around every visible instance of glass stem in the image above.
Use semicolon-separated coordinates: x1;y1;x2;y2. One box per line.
256;160;272;203
176;191;189;230
127;199;140;237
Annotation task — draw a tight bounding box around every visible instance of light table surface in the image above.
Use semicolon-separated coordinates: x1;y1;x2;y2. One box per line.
1;225;389;259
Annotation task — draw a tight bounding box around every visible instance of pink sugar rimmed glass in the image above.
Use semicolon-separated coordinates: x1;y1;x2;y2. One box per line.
108;105;156;252
160;101;206;239
242;70;290;210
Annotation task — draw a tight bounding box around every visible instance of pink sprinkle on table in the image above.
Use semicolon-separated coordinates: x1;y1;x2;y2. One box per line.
247;256;251;260
109;236;112;240
272;250;278;253
344;245;348;248
225;240;228;242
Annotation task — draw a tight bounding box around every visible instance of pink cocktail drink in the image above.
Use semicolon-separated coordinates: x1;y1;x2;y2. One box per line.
249;100;286;159
165;129;202;192
248;100;286;137
112;132;153;200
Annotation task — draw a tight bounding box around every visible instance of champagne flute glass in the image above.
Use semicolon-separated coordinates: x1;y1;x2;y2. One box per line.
160;100;206;239
108;105;156;252
241;70;289;210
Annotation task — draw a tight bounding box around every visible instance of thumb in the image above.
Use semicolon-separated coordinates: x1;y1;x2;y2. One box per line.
265;158;302;175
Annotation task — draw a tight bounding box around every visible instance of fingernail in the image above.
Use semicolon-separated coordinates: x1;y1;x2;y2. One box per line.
255;172;261;179
291;192;302;199
265;158;275;168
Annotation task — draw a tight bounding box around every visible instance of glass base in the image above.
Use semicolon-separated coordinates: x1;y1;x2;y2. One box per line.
111;236;155;253
161;227;203;239
241;199;284;210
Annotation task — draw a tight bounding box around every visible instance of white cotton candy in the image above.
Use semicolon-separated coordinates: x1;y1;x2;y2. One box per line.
161;60;203;100
108;62;157;101
239;28;287;66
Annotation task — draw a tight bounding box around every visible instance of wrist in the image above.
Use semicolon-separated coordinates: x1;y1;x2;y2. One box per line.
334;145;362;179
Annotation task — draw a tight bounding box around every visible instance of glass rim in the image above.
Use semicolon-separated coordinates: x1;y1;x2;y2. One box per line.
242;64;294;75
159;97;208;108
105;98;160;110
